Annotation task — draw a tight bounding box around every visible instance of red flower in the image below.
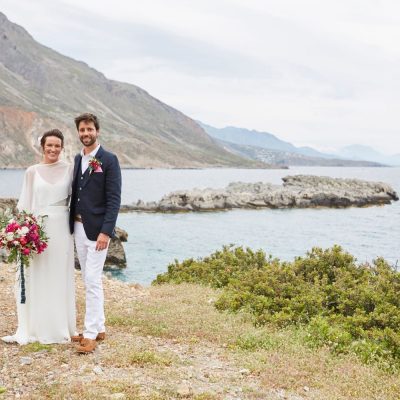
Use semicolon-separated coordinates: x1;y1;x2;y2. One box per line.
6;222;20;233
37;243;47;254
30;232;39;241
88;157;103;174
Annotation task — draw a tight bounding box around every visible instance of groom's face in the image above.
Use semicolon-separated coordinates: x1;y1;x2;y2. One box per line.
78;120;99;147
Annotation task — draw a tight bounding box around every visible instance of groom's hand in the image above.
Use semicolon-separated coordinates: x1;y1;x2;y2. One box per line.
96;233;110;251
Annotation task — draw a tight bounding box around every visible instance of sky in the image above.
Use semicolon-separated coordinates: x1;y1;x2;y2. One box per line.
1;0;399;154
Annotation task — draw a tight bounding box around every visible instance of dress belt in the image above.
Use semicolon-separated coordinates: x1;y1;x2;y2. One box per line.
74;214;83;223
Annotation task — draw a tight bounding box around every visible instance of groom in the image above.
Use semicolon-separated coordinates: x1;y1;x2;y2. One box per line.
69;113;121;353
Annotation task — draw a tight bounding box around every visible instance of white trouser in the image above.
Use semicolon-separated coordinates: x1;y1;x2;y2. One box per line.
74;222;108;340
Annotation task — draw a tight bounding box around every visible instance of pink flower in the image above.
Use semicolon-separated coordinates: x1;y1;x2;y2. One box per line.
30;233;39;241
22;248;31;256
6;222;20;233
37;243;47;254
30;224;38;232
19;237;27;246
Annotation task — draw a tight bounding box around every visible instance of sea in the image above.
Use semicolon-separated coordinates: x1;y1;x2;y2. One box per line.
1;166;399;285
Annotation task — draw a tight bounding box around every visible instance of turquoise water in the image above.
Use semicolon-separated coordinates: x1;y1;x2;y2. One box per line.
1;167;399;285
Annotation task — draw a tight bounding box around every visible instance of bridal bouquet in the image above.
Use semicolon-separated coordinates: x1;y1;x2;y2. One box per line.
0;210;48;265
0;210;48;303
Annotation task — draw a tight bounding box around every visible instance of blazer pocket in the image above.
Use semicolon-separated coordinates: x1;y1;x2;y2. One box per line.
92;207;106;214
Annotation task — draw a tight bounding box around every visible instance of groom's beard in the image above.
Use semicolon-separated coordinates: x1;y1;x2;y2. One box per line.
80;136;97;147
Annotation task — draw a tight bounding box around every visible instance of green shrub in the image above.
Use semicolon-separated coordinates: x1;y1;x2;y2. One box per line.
154;245;400;369
153;245;270;288
235;331;278;351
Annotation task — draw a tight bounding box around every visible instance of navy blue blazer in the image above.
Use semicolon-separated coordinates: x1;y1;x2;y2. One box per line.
69;146;122;241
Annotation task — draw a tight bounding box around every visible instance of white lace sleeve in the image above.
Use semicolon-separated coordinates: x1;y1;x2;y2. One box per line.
17;166;35;212
68;162;73;196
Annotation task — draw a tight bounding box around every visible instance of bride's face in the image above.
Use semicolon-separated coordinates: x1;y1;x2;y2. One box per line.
43;136;63;164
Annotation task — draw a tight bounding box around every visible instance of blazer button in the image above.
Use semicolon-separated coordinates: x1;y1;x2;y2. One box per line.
81;177;83;180
79;187;82;190
77;198;80;202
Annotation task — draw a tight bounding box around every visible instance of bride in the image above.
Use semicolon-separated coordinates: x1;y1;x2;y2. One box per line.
2;129;76;344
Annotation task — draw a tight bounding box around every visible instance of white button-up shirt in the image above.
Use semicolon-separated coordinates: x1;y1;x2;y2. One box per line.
81;144;100;174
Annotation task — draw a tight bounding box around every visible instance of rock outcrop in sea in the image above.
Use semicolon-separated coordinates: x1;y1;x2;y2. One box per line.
121;175;399;212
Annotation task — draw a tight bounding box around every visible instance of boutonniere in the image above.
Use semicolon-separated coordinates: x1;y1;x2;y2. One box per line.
88;157;103;175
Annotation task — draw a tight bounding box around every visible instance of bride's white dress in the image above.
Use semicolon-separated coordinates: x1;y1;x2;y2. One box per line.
2;160;76;344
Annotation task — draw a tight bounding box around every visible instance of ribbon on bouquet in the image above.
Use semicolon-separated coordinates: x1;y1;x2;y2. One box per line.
19;254;26;304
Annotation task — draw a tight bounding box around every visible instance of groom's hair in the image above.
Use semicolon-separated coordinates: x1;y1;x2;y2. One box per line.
41;129;64;148
74;113;100;131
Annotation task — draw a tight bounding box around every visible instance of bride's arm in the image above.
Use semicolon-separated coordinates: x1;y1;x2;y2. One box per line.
67;162;74;206
17;166;35;212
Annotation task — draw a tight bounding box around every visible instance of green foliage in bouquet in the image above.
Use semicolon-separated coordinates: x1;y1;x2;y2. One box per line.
154;245;400;370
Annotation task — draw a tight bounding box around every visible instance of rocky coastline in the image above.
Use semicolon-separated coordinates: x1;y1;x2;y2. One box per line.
121;175;399;212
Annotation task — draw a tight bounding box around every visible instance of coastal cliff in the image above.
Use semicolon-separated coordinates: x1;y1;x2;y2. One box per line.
0;12;267;169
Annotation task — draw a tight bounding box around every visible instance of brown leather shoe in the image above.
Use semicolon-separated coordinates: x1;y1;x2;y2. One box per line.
71;334;83;343
71;332;106;343
76;338;97;353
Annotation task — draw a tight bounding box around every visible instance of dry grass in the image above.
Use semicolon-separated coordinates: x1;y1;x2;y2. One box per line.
1;265;400;399
32;380;142;399
106;283;400;400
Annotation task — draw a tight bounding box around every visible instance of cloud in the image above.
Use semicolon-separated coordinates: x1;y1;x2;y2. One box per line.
1;0;399;153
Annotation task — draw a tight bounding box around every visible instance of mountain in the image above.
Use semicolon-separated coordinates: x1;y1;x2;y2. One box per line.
199;122;336;159
336;145;400;166
217;140;384;167
201;123;385;167
0;13;266;169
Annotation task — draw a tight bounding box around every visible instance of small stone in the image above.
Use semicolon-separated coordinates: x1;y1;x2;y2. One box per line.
19;357;33;366
239;368;250;375
275;389;287;399
34;350;49;357
176;383;192;397
303;386;310;392
93;366;103;375
79;364;87;372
